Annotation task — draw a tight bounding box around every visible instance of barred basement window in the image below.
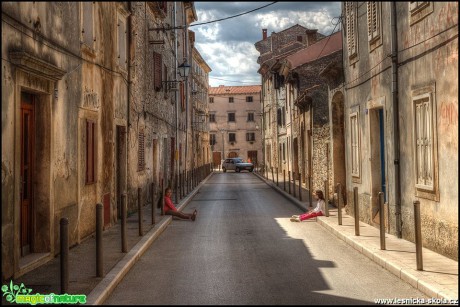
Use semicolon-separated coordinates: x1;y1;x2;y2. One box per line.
138;130;145;171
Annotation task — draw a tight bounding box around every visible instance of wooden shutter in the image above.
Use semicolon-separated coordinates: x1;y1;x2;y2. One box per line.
346;2;357;57
367;2;379;41
138;130;145;171
153;52;162;91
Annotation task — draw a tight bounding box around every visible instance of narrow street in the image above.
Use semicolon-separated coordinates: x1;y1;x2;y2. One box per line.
105;172;427;305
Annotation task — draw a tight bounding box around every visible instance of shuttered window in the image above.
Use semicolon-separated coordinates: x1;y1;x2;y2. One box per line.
86;120;96;184
350;111;360;178
345;2;358;59
414;94;434;190
367;2;380;43
138;130;145;171
210;134;216;145
153;52;163;91
247;112;254;122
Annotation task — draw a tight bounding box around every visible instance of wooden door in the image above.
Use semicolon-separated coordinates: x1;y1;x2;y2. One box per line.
20;92;35;256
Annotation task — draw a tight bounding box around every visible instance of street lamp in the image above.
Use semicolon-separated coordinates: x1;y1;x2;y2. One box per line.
178;60;191;79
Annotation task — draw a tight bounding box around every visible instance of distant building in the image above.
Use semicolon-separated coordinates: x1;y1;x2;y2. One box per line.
208;85;262;167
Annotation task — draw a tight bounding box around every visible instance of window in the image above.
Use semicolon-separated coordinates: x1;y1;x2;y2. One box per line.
229;97;234;103
413;93;434;190
367;2;381;44
350;111;360;178
118;17;127;70
277;107;286;126
409;2;433;25
209;97;214;103
210;134;216;145
81;2;94;48
345;2;358;60
246;96;253;102
153;52;162;91
228;113;236;122
209;113;216;122
247;112;254;122
246;133;255;142
229;133;236;143
297;35;303;42
138;130;145;171
86;120;96;184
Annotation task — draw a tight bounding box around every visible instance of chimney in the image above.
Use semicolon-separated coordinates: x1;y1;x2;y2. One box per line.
262;29;267;40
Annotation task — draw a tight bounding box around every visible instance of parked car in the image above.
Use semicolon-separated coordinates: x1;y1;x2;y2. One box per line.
222;158;254;173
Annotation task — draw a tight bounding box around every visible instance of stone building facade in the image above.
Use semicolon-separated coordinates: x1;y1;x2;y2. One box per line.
1;1;206;281
208;86;262;167
191;47;212;168
342;2;458;260
255;25;342;202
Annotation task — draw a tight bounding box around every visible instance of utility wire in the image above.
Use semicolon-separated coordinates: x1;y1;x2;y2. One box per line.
149;2;278;31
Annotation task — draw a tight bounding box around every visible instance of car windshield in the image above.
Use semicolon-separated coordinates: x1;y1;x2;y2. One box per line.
234;158;243;163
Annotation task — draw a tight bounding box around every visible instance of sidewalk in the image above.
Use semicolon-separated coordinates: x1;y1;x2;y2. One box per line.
255;170;458;302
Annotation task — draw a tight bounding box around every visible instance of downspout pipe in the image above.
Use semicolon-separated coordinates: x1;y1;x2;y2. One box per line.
127;2;132;197
174;2;179;194
391;2;402;238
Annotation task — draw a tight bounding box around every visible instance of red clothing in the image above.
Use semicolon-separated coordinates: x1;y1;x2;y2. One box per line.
164;195;177;212
299;211;323;221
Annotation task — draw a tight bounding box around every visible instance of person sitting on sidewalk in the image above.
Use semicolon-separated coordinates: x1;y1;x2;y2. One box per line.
290;190;325;222
164;187;197;221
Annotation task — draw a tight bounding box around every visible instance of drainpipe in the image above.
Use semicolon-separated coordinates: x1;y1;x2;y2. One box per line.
127;2;132;198
391;3;402;238
184;5;190;182
174;2;179;192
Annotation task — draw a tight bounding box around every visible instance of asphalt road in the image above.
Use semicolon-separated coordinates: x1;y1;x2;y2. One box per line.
105;172;428;305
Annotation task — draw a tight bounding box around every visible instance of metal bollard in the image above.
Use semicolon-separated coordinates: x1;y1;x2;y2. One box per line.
138;188;143;236
276;168;279;186
379;192;385;250
293;172;296;198
324;180;329;217
288;171;291;194
414;200;423;270
121;193;127;252
160;179;165;216
60;218;69;294
271;167;274;183
353;187;359;236
337;183;342;225
96;203;104;277
298;173;302;201
308;175;312;208
283;170;286;191
151;183;156;225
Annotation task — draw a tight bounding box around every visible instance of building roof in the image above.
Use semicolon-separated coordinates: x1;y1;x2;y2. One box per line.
209;85;261;95
286;31;342;70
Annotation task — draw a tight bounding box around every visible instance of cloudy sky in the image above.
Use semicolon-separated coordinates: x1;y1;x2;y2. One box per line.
191;2;342;87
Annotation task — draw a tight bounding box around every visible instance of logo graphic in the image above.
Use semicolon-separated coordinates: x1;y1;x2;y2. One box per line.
2;281;86;305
